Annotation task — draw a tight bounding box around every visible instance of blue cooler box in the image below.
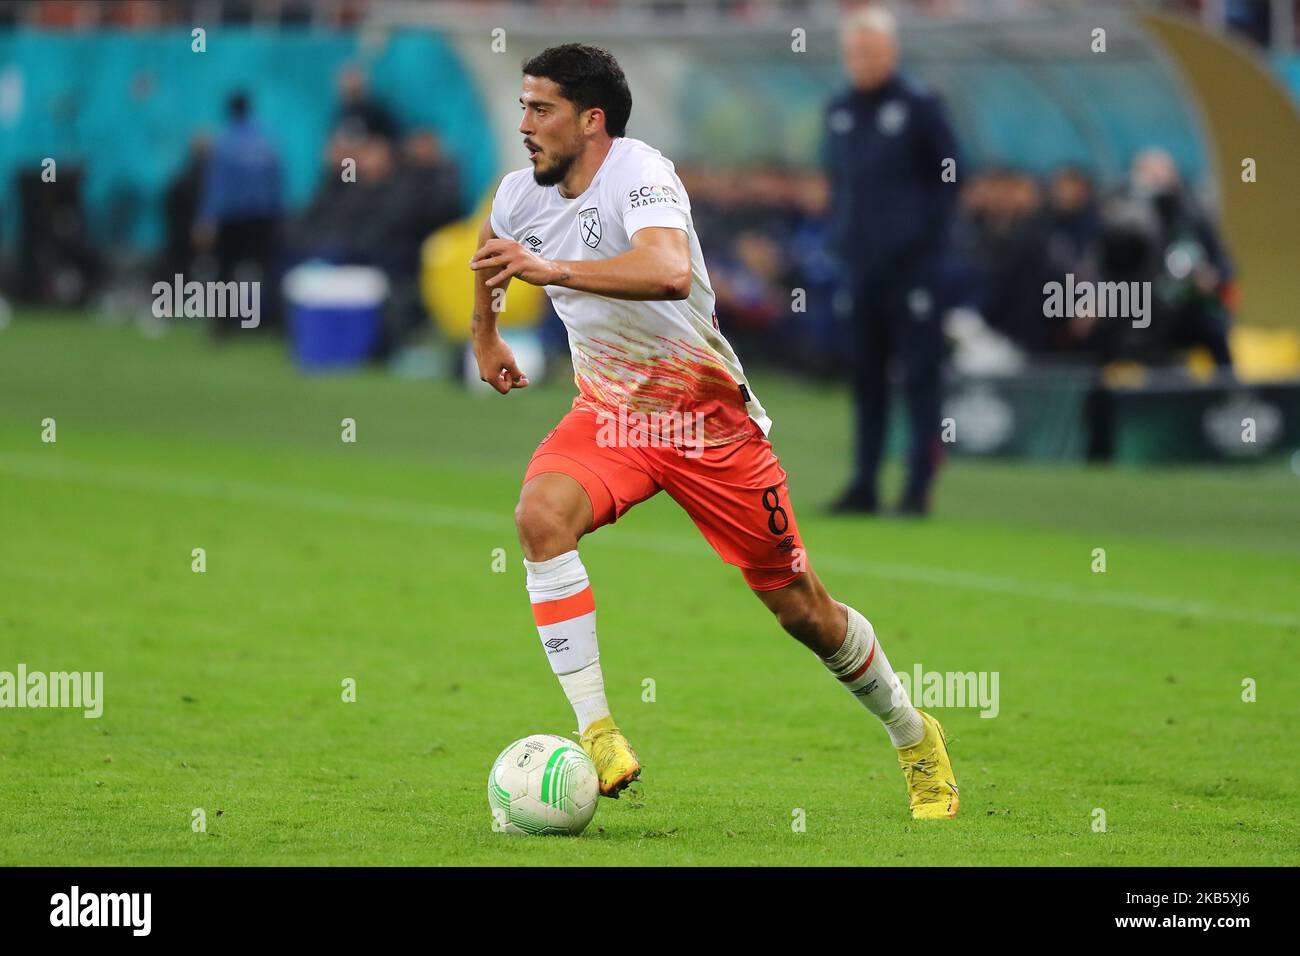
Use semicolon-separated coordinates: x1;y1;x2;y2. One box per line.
283;264;389;370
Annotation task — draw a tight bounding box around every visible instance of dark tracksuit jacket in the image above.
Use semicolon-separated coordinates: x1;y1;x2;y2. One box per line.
823;73;960;506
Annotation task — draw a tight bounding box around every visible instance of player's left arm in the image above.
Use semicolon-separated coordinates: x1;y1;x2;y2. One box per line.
470;226;691;302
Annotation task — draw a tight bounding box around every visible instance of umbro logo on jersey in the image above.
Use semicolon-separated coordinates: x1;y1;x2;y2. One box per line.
578;207;601;248
524;235;543;249
544;637;568;652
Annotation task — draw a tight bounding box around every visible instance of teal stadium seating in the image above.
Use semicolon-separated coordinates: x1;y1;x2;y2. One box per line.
0;29;495;252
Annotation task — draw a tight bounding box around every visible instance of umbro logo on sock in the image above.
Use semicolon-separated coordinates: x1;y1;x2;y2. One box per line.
544;637;569;652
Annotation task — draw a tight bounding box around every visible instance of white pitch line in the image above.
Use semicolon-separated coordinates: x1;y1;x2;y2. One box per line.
0;452;504;534
2;452;1295;630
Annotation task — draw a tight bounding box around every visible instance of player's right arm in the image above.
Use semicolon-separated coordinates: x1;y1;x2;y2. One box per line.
470;217;530;395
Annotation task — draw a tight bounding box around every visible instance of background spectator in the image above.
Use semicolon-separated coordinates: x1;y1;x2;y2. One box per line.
194;91;284;337
334;66;400;142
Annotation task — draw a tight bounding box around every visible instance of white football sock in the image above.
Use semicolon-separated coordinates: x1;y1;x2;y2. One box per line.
524;549;610;732
557;660;611;735
821;603;924;748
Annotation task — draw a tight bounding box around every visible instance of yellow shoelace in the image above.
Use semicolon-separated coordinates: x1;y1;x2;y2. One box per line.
902;751;945;802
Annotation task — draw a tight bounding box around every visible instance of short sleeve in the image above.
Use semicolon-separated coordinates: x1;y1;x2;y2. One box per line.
618;154;691;237
489;177;514;240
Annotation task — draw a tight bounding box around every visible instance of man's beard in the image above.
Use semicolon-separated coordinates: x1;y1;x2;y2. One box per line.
532;147;579;187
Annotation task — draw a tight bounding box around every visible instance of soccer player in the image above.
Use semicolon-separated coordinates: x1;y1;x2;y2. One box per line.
470;44;958;819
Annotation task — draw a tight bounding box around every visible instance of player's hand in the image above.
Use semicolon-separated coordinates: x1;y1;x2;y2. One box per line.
471;330;530;394
470;239;562;289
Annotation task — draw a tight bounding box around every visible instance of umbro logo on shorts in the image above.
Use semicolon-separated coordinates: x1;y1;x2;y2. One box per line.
524;235;543;249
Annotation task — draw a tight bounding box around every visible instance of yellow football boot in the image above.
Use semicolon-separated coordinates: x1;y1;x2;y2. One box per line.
896;710;959;820
578;716;641;798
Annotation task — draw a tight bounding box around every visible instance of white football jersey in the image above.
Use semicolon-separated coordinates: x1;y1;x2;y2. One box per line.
490;136;770;446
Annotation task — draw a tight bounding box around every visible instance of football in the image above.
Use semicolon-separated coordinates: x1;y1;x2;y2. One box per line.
487;735;599;836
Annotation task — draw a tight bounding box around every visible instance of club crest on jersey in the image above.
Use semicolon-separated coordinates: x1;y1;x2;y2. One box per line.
579;207;601;248
878;100;908;136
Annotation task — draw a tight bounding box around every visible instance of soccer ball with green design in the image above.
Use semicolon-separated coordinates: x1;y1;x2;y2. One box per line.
487;734;599;835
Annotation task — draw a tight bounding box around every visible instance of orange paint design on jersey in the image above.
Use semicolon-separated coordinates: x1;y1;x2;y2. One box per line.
569;333;753;447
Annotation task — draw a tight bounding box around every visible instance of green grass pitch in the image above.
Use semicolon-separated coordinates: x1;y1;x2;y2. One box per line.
1;314;1297;865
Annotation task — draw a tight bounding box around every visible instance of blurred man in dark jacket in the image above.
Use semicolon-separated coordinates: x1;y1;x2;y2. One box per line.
195;91;284;336
162;134;210;281
824;6;960;515
335;66;399;142
1127;148;1234;370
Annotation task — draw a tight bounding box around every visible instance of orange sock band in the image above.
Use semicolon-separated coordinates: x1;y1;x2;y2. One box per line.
531;585;596;627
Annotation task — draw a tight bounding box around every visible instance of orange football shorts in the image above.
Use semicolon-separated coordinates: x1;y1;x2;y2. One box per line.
523;406;806;590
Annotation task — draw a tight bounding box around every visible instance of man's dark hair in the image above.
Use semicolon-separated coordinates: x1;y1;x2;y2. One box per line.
521;44;632;137
227;91;250;121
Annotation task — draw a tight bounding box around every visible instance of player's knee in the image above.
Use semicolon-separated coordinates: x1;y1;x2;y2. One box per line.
514;498;561;553
515;489;580;560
